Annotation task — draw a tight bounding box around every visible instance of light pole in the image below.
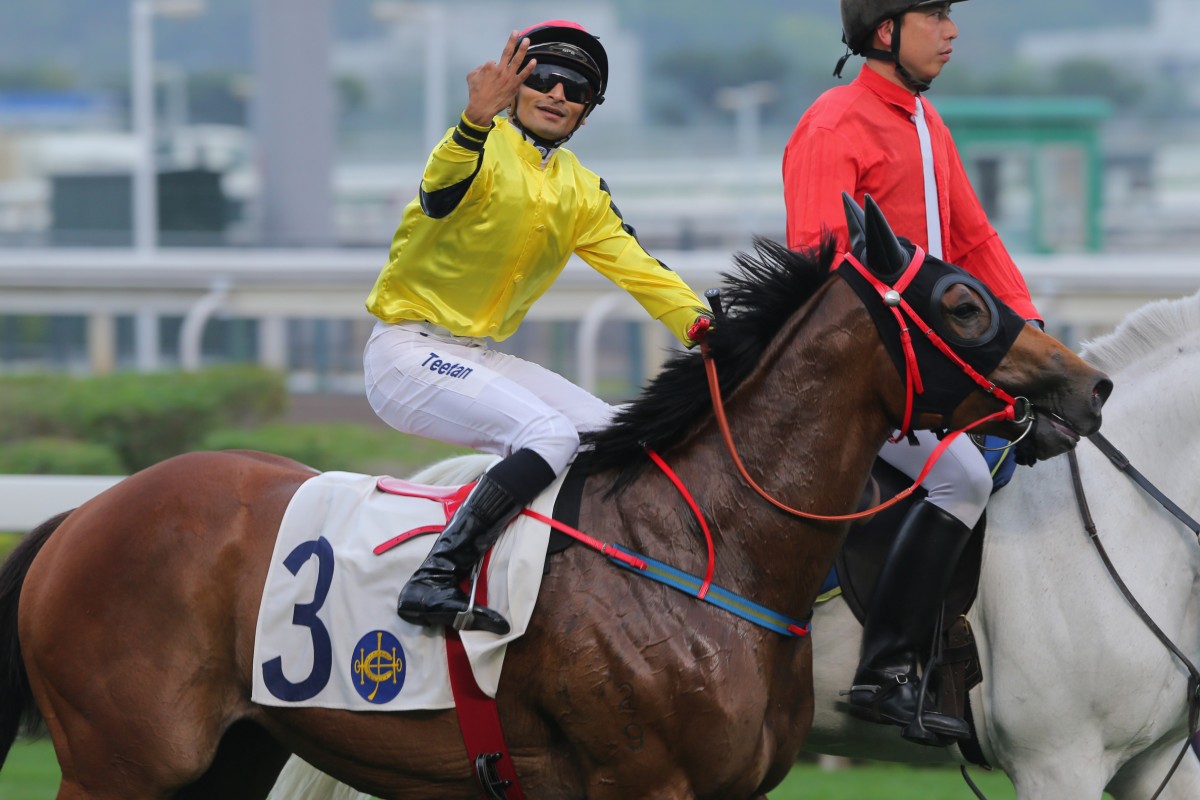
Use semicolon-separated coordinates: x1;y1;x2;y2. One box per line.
130;0;205;256
716;81;777;244
372;1;449;152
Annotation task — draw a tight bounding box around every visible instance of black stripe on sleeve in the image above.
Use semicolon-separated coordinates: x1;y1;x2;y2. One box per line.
420;155;485;219
599;177;673;271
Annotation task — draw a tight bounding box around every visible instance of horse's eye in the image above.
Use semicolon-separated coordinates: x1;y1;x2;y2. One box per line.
951;303;981;320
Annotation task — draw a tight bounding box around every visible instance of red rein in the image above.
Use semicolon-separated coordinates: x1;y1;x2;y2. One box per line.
701;248;1020;523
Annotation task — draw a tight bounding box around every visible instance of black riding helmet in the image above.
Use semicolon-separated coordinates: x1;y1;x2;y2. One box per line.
510;20;608;149
834;0;969;90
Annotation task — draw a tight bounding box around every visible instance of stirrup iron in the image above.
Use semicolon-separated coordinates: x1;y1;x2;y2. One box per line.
453;560;484;632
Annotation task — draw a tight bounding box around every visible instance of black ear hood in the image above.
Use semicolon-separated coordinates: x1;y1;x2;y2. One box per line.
836;194;1026;418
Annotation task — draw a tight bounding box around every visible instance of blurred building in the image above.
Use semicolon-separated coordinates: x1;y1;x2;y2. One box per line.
1018;0;1200;107
333;2;643;141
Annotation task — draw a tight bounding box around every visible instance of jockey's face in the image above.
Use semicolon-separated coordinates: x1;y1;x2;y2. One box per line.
875;4;959;90
513;80;586;142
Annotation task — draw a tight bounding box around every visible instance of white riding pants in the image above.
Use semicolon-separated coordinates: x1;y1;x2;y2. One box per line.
877;429;992;527
363;321;616;476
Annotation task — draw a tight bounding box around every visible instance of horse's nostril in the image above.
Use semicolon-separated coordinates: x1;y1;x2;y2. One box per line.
1093;378;1114;407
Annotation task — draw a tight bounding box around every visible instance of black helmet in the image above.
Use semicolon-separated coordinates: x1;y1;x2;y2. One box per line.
840;0;969;55
517;20;608;114
835;0;969;90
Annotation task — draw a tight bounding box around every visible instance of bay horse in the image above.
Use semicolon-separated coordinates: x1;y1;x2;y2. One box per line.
0;198;1110;799
801;291;1200;800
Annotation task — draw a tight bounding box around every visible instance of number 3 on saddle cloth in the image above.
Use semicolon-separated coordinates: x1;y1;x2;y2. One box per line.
819;435;1017;748
250;469;563;714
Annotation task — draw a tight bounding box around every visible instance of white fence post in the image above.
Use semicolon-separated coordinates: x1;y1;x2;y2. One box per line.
0;475;125;531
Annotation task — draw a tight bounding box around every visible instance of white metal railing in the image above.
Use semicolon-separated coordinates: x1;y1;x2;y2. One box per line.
0;475;124;532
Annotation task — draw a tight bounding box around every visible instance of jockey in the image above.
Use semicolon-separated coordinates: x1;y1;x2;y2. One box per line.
783;0;1043;745
363;20;713;636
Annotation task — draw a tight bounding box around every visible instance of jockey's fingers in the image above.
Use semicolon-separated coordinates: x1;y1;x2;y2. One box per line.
504;40;531;80
500;32;526;67
515;56;536;83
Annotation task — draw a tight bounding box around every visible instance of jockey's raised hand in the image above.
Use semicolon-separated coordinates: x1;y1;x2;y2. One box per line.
463;33;535;127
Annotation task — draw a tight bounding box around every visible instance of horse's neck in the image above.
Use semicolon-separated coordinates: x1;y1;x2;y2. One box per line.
602;280;895;617
983;351;1200;641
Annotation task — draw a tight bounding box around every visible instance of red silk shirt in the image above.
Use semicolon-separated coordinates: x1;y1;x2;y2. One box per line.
782;64;1040;321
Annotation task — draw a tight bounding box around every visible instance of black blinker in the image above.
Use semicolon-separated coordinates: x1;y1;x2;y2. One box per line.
842;192;867;259
864;194;911;278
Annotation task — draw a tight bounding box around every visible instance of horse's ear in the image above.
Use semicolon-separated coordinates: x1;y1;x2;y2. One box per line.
842;192;866;257
864;194;910;276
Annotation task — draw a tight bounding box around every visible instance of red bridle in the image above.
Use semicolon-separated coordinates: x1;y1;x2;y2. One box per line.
700;248;1029;523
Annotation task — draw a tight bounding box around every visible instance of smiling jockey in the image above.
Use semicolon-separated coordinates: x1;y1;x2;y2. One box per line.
363;20;713;637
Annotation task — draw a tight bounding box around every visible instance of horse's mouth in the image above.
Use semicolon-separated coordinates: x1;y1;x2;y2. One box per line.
1044;412;1081;445
1033;408;1083;457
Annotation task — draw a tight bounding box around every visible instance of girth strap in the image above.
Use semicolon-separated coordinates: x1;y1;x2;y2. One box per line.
445;552;527;800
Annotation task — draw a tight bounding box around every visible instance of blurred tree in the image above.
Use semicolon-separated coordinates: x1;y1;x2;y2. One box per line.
1050;58;1145;106
0;64;76;91
654;44;789;124
186;72;248;125
336;74;369;117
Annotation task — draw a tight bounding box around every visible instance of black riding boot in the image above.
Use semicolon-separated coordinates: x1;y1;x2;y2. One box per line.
396;473;521;635
397;448;556;635
848;499;973;746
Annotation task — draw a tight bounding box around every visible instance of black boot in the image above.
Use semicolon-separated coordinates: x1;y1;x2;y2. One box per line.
848;500;973;746
397;473;521;635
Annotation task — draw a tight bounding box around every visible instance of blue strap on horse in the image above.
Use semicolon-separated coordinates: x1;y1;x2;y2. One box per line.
605;544;811;637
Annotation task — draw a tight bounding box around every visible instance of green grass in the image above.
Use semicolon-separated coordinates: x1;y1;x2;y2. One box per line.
770;761;1015;799
0;739;59;800
1;738;1020;798
0;532;21;562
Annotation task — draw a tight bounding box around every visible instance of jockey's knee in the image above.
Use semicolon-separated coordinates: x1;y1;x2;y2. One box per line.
925;459;991;529
512;413;580;476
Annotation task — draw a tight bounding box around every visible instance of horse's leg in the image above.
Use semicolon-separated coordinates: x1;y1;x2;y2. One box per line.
1106;738;1200;800
1005;756;1110;800
174;721;292;800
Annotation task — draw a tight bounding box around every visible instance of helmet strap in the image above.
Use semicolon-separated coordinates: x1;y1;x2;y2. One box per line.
833;47;854;78
508;106;574;158
890;17;933;93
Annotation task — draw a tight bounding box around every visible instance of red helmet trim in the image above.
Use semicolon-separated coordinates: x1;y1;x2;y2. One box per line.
517;19;591;38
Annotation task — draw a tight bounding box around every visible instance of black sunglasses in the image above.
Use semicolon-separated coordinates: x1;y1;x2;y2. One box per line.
523;62;595;105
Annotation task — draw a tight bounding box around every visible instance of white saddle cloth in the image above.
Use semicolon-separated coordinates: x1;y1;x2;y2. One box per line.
251;470;556;711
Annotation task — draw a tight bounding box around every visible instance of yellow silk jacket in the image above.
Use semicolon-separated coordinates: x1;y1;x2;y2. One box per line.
365;115;707;345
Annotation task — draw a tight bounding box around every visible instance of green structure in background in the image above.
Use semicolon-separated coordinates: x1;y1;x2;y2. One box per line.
937;96;1112;254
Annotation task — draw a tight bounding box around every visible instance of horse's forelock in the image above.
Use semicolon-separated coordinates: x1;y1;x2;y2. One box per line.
578;236;839;490
1080;291;1200;376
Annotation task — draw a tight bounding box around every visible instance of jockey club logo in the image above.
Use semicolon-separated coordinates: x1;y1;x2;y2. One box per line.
351;630;406;704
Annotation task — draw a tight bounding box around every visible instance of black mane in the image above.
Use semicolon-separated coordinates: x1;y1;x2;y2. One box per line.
576;235;839;492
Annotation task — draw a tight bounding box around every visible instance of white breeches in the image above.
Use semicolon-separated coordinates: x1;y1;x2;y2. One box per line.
363;321;616;476
877;429;992;527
